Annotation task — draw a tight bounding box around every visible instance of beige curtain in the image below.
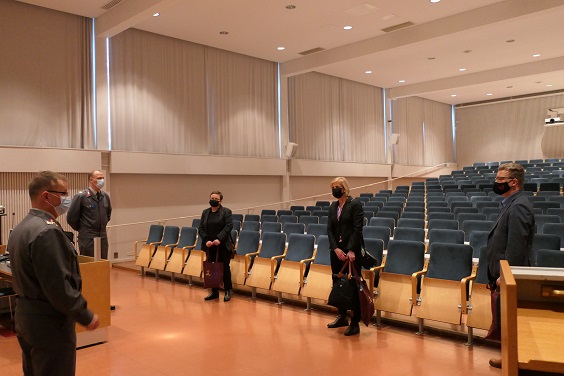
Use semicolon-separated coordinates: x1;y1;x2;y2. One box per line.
109;29;278;157
288;72;385;163
392;97;453;166
0;0;94;148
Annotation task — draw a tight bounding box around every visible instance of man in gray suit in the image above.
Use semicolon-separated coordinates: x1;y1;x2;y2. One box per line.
8;171;99;376
486;163;535;368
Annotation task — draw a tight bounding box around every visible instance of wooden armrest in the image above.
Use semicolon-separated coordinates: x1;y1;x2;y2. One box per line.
370;265;385;273
460;266;478;313
272;254;286;260
411;269;427;306
133;239;148;258
299;258;315;287
181;245;195;259
149;241;161;246
246;251;260;258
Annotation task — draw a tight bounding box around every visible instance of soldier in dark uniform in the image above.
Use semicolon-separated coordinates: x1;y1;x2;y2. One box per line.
67;170;112;259
8;171;99;376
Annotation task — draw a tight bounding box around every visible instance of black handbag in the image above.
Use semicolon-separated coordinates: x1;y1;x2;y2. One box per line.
360;245;378;269
327;261;357;311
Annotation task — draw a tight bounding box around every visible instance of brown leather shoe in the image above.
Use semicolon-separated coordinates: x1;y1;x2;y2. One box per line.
489;358;501;369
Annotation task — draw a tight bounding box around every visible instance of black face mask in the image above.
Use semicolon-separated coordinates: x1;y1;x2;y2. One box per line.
209;199;220;207
332;188;344;199
492;181;511;195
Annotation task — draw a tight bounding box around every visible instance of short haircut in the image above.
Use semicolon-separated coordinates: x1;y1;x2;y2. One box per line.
89;170;102;179
331;177;350;196
210;190;223;201
29;171;68;199
498;163;525;189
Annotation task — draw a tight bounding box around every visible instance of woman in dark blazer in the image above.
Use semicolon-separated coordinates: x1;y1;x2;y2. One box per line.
198;191;234;302
326;177;364;336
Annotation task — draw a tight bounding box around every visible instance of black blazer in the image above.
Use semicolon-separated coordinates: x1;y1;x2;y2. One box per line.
198;206;233;254
327;197;364;253
486;190;535;284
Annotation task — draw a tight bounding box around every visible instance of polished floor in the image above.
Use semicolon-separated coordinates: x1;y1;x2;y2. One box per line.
0;267;502;376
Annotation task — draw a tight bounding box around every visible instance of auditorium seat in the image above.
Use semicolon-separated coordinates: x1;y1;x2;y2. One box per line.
428;229;465;246
164;226;198;275
305;223;327;243
393;227;425;243
540;223;564;248
261;214;278;223
261;209;276;217
277;209;293;217
245;232;287;291
536;249;564;267
294;210;311;219
230;230;261;285
400;212;425;220
428;219;458;232
468;231;490;258
279;214;298;226
244;214;260;222
465;246;494;343
397;218;425;229
134;224;164;270
232;213;244;222
363;226;391;249
145;225;180;272
374;240;426;322
261;221;282;234
271;234;315;297
298;215;318;226
241;221;260;231
301;235;332;302
427;212;455;221
534;214;560;233
461;220;494;242
533;201;560;214
283;222;305;237
290;205;305;213
416;243;473;329
532;234;561;265
369;217;395;236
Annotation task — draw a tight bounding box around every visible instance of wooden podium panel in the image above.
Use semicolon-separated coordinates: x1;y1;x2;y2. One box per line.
76;255;111;347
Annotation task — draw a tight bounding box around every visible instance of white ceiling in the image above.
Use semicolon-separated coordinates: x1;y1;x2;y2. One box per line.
18;0;564;105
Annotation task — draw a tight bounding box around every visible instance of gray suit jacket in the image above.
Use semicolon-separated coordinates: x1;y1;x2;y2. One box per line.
486;190;535;285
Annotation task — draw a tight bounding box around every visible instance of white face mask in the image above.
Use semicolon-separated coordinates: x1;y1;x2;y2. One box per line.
47;193;72;216
95;178;105;189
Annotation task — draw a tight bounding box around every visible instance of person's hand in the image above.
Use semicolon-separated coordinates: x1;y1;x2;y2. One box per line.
86;314;99;331
347;251;355;262
335;248;347;261
213;239;220;246
206;241;213;248
496;277;500;286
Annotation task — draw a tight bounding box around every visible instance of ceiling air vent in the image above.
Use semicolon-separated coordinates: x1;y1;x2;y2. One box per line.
101;0;125;10
299;47;325;56
381;21;415;33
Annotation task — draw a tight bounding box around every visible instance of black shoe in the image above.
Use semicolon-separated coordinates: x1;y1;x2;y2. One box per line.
344;322;360;336
327;315;349;328
204;291;219;301
224;290;232;302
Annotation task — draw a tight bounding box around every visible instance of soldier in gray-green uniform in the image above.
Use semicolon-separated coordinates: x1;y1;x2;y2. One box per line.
67;170;112;259
8;171;99;376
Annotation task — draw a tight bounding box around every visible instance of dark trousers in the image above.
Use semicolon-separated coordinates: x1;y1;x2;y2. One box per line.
330;246;362;324
206;247;232;292
78;237;109;259
15;312;77;376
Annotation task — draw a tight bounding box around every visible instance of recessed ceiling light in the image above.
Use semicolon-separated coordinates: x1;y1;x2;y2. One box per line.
277;47;286;51
399;80;405;83
343;26;353;30
486;93;493;96
219;31;229;35
430;0;441;3
451;94;457;97
459;68;466;72
365;70;372;74
533;54;541;57
286;5;296;10
547;84;553;87
153;12;159;17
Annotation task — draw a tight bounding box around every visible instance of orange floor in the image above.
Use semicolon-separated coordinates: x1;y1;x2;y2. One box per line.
0;267;502;376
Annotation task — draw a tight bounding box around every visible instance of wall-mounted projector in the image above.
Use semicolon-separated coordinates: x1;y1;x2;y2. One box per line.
545;117;563;124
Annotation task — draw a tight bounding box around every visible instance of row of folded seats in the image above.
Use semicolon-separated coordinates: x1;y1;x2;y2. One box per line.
133;223;564;343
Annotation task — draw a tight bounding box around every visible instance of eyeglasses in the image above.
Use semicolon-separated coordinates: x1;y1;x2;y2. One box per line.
47;190;69;197
494;176;515;183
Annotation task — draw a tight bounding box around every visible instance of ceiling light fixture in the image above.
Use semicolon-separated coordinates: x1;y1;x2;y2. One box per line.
153;12;159;17
219;31;229;35
286;5;296;10
547;84;553;87
459;68;466;72
430;0;441;3
451;94;457;97
343;26;353;30
486;93;493;96
277;47;285;51
533;54;541;57
365;70;372;74
399;80;405;83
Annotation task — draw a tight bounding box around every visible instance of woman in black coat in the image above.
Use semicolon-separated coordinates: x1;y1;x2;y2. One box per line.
326;177;364;336
198;191;234;302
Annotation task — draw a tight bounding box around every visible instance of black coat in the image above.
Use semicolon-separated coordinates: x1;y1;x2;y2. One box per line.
486;190;535;284
327;196;364;254
198;206;233;255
